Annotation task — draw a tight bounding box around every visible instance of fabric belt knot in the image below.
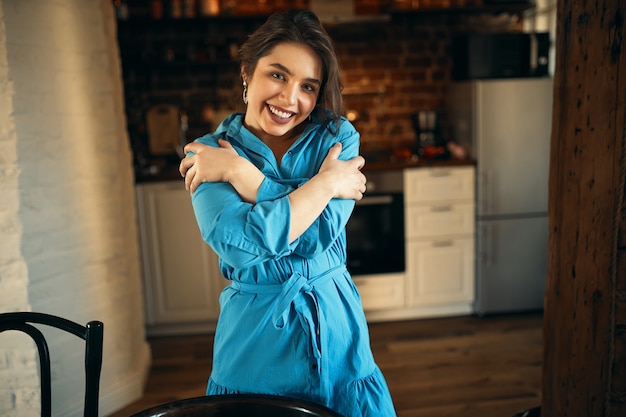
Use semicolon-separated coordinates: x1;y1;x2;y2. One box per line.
272;265;345;359
230;265;346;360
271;271;309;330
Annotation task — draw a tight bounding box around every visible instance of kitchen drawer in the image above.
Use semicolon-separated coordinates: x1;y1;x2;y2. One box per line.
353;273;405;311
404;166;474;204
405;202;474;238
407;236;475;306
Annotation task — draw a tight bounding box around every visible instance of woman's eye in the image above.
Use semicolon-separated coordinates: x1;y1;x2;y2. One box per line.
271;72;285;80
303;84;316;93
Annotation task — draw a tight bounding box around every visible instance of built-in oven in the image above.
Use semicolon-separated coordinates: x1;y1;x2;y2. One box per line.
346;170;405;276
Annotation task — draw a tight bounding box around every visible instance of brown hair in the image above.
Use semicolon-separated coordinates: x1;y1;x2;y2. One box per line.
239;9;343;133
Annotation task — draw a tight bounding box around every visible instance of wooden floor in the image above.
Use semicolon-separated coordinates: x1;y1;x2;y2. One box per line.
107;313;543;417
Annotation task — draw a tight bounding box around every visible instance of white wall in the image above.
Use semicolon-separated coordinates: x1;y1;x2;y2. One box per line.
0;0;150;416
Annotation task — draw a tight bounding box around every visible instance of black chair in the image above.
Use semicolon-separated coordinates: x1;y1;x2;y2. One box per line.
513;407;541;417
0;312;104;417
130;394;345;417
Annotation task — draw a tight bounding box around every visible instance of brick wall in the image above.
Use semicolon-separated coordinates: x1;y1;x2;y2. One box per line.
0;1;149;416
117;8;522;172
330;14;452;152
118;13;455;167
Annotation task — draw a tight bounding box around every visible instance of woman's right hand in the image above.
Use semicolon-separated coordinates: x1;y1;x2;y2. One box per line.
318;142;367;201
180;139;265;202
179;139;240;193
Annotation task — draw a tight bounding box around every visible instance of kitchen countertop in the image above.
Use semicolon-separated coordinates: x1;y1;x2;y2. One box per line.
135;156;476;183
362;157;475;172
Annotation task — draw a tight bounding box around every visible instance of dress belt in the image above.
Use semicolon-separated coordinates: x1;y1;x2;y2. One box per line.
230;265;346;359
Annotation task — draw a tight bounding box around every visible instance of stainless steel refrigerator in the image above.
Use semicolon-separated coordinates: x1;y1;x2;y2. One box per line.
447;78;553;315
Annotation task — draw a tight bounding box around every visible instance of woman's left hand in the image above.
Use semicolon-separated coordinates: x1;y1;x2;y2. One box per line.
179;139;240;193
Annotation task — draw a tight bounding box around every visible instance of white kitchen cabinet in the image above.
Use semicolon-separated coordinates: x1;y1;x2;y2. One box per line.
405;203;474;238
136;182;227;336
404;166;475;314
353;273;405;311
359;165;476;322
406;237;474;305
404;166;474;203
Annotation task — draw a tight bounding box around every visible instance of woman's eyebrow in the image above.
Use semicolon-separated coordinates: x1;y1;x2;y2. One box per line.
269;63;321;86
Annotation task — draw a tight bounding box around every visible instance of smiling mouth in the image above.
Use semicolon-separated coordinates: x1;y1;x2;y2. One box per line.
268;105;294;119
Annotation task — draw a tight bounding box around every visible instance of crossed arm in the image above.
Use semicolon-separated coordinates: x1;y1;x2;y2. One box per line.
179;139;366;244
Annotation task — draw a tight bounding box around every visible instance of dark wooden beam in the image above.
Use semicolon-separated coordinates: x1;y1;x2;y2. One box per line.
543;0;626;415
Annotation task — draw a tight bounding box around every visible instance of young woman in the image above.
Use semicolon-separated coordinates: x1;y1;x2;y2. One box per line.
179;9;397;416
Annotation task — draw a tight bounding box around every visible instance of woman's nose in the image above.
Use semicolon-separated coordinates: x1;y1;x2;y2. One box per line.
281;83;298;105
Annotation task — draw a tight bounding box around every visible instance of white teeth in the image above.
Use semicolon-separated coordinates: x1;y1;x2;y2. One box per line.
269;105;293;119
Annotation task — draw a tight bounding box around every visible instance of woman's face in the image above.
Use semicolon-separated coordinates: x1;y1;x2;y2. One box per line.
243;42;322;142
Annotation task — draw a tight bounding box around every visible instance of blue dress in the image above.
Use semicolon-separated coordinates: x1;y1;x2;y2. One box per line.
189;112;397;417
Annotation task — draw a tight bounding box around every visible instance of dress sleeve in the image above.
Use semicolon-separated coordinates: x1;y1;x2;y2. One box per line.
292;123;359;257
256;176;297;201
191;180;297;269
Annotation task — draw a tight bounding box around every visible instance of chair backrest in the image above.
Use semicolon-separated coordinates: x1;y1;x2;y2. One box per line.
0;312;104;417
130;394;346;417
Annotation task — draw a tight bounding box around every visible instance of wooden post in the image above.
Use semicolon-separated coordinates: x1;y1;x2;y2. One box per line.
543;0;625;416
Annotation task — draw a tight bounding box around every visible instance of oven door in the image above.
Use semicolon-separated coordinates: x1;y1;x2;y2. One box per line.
346;192;405;276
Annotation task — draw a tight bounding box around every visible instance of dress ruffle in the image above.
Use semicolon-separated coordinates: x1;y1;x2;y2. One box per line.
206;367;396;417
335;367;396;417
206;378;241;395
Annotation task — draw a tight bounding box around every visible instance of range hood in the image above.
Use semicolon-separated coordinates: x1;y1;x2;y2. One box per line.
309;0;390;24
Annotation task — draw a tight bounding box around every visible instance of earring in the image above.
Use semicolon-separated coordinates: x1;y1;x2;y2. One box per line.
242;81;248;104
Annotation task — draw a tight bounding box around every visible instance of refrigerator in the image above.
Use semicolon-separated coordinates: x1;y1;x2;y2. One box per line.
447;78;553;315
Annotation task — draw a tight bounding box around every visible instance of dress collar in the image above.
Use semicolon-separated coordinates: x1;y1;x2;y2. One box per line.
219;112;324;153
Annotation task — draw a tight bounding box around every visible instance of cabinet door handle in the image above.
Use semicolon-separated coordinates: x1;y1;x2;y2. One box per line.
479;170;494;214
432;240;453;247
429;169;451;177
479;223;494;266
431;205;452;212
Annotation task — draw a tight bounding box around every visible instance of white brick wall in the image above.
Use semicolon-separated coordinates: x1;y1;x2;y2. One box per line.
0;1;150;416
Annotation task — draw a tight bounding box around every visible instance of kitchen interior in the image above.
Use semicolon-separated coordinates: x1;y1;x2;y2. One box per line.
113;0;554;415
